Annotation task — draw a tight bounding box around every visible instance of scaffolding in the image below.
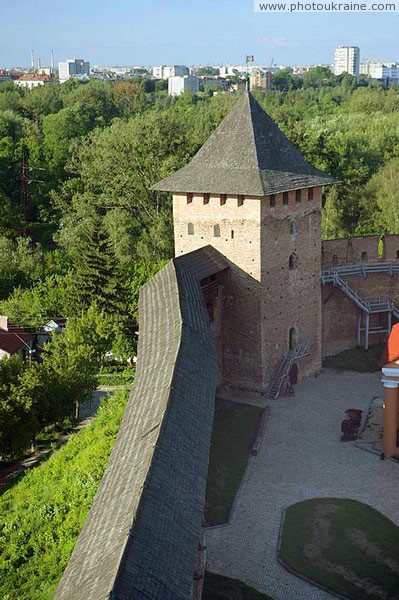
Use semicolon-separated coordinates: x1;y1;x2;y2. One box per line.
322;260;399;350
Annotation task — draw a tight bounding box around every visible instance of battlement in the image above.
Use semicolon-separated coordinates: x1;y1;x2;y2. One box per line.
322;234;399;267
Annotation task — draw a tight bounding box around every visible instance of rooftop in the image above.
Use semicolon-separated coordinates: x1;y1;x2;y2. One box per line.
152;92;339;197
14;75;53;82
0;325;32;354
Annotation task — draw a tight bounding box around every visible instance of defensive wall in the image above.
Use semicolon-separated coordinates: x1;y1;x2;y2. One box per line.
322;235;399;357
55;246;227;600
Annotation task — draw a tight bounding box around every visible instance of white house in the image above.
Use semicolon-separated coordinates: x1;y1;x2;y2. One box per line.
168;75;199;96
14;75;54;89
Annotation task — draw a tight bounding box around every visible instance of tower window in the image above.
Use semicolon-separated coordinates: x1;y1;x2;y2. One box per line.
290;220;297;236
361;251;368;262
289;253;298;270
187;193;193;204
187;223;194;235
231;230;234;239
396;250;399;259
289;327;297;351
332;254;338;265
203;193;210;205
238;195;244;206
283;192;289;206
220;194;227;206
214;224;221;237
308;188;314;201
295;189;301;204
270;194;276;207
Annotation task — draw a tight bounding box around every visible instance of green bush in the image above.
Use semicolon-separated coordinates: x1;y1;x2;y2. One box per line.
0;389;128;600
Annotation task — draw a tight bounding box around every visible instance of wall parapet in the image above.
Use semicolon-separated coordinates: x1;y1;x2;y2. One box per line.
322;234;399;268
55;246;228;600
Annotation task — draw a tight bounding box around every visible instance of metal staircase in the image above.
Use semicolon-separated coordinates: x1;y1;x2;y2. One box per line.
322;261;399;349
266;342;311;400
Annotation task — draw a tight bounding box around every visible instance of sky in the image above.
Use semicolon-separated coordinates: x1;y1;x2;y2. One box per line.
0;0;397;68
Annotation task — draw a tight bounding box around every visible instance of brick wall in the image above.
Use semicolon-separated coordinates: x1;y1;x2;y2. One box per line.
173;192;263;392
173;188;323;392
322;236;380;267
383;235;399;260
322;272;399;356
261;187;323;385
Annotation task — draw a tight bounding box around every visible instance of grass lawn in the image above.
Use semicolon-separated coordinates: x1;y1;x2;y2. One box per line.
279;498;399;600
205;398;264;526
323;343;385;373
0;390;128;600
203;571;274;600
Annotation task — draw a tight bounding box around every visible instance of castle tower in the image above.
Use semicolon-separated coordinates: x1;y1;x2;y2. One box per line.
153;93;338;394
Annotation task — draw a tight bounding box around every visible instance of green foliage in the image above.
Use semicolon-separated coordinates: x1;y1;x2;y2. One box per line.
303;66;337;89
271;68;301;91
0;356;35;460
0;236;45;297
67;214;121;314
0;306;117;460
0;389;128;600
0;274;71;327
361;158;399;234
44;305;115;418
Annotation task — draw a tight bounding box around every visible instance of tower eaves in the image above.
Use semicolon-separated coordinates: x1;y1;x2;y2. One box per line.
152;92;339;197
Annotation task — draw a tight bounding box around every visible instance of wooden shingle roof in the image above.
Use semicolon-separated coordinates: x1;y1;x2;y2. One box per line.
55;246;228;600
152;92;339;196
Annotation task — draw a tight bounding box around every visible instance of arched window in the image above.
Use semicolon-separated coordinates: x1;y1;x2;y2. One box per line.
289;327;297;351
290;220;297;236
361;251;368;262
187;223;194;235
332;254;338;265
396;250;399;259
214;224;221;237
289;253;298;270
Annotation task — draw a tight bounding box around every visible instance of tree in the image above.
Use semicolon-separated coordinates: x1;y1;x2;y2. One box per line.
362;158;399;234
43;305;114;419
0;356;37;459
303;66;337;89
271;68;301;91
68;214;121;314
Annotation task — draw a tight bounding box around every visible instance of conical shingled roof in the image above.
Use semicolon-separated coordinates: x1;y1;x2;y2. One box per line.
152;92;339;196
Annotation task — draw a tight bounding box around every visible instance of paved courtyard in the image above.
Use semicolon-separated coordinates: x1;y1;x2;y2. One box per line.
206;369;399;600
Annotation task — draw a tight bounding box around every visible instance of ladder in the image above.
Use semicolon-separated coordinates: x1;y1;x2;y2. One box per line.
266;342;311;400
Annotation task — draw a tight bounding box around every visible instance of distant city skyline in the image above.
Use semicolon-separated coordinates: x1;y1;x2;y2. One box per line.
1;0;397;68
